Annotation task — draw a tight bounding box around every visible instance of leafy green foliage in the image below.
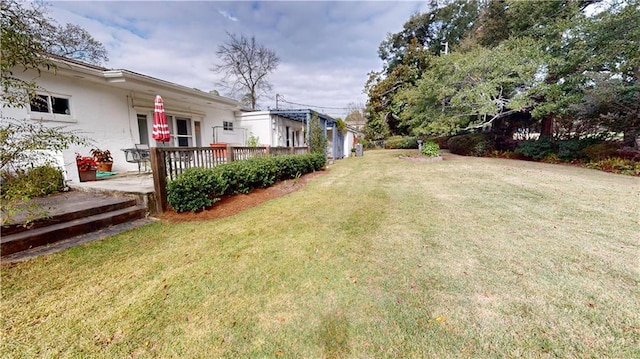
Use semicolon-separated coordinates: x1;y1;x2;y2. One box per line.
384;136;418;149
515;138;556;161
586;158;640;176
427;136;451;149
1;165;65;224
167;153;325;212
515;138;603;162
447;134;494;157
246;132;260;147
1;0;108;107
0;119;89;172
365;0;640;143
421;141;440;157
583;142;621;161
1;165;64;199
166;168;222;213
309;114;327;154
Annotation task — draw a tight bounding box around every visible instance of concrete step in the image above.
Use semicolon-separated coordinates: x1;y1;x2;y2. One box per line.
1;205;146;257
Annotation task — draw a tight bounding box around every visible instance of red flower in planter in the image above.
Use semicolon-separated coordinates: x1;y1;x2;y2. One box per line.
76;153;97;172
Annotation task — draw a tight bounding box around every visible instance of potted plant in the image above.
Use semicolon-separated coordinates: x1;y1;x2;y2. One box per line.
90;148;113;172
76;153;97;182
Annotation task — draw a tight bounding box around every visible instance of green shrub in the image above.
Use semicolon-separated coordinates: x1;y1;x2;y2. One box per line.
166;168;223;212
421;141;440;157
1;165;64;200
584;142;621;161
427;136;451;149
515;138;556;160
586;157;640;176
385;136;418;149
447;133;494;156
167;153;326;212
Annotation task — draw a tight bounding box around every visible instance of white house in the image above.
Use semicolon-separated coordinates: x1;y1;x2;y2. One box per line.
236;110;308;148
1;55;245;182
236;108;357;158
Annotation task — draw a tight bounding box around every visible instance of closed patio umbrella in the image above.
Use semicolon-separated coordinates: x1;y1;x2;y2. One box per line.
152;95;171;143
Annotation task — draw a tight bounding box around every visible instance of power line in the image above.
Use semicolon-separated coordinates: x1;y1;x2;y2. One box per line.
272;94;353;111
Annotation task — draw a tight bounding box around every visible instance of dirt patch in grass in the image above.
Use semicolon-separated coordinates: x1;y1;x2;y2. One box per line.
157;170;327;222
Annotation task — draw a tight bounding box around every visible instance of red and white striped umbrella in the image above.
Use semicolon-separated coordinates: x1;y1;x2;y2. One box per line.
152;95;171;143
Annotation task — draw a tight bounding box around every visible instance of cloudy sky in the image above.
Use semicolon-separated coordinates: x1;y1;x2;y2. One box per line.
46;0;431;118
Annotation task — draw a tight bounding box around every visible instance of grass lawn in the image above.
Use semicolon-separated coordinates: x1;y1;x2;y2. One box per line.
1;150;639;358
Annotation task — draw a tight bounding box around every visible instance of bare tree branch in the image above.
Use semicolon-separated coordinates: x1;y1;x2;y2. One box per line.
212;32;279;110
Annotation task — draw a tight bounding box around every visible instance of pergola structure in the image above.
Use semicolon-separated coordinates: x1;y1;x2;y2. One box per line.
269;109;344;159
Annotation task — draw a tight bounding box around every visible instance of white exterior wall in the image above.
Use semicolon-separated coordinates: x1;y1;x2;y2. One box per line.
2;63;242;183
344;131;355;156
236;112;306;147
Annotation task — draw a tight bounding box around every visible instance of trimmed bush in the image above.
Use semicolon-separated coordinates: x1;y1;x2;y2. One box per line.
166;168;223;213
421;141;440;157
447;133;494;156
427;136;451;149
385;136;418;149
584;142;621;161
167;153;326;212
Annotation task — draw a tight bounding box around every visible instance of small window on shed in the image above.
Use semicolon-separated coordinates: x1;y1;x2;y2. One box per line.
223;121;234;131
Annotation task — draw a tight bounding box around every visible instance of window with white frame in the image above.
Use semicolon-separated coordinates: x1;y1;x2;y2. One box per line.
223;121;234;131
30;94;71;115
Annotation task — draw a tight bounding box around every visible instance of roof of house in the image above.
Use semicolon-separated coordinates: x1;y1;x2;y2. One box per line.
41;54;240;109
269;109;337;124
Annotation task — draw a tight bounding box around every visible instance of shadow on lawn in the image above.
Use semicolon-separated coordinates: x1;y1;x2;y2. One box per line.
319;309;350;359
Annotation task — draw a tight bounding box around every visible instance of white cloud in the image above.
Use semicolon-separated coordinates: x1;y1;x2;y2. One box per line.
46;1;426;118
218;10;238;22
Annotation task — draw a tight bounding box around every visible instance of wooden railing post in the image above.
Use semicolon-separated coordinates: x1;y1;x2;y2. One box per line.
150;147;168;214
226;144;234;163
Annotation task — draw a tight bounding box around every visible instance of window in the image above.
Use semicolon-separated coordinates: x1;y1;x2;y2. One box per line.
223;121;234;131
30;94;71;115
175;117;193;147
137;114;149;145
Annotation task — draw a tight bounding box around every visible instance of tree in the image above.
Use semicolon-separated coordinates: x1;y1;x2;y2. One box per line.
308;114;327;154
344;102;366;131
366;1;480;139
398;38;546;135
1;0;92;166
378;0;480;72
1;0;108;107
213;32;279;110
1;0;54;107
48;23;108;65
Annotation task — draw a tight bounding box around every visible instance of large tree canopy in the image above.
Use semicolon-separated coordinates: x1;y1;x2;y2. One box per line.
364;0;639;144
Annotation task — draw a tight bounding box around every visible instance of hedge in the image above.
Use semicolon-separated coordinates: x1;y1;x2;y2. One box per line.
447;133;495;156
167;153;326;212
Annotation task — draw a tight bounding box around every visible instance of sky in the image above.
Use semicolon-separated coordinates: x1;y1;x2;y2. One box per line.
46;0;432;118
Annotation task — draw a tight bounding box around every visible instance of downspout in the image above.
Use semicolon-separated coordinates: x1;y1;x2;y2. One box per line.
305;112;310;146
212;126;223;143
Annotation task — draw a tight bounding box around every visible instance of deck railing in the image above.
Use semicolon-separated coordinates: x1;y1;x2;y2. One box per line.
150;145;309;213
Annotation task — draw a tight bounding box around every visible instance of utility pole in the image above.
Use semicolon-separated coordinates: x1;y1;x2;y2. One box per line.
440;41;449;55
276;94;280;110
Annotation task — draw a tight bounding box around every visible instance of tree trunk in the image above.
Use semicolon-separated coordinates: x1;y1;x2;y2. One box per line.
540;115;554;138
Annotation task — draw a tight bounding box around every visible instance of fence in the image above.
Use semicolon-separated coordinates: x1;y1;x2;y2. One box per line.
150;145;309;213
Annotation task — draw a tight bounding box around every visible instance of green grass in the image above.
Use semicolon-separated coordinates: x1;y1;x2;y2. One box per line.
2;150;639;358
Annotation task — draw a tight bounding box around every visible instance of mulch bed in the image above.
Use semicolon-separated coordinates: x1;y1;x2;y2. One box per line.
157;170;327;222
